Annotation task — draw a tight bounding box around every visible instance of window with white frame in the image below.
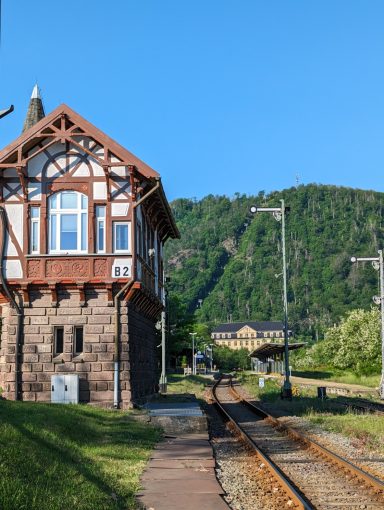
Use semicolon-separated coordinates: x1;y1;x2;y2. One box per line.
95;206;106;253
113;222;131;253
30;206;40;254
49;191;88;253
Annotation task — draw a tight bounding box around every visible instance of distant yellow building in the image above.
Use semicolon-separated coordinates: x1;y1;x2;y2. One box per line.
211;321;285;352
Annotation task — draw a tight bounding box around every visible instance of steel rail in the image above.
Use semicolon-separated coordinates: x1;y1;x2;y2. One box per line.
212;375;313;510
229;377;384;496
336;398;384;416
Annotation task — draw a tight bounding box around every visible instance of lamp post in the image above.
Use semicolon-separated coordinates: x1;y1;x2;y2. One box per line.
250;199;292;398
189;332;197;375
209;343;214;372
351;251;384;398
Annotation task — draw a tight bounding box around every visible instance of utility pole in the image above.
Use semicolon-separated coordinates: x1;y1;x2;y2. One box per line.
351;251;384;398
189;332;196;375
250;199;292;398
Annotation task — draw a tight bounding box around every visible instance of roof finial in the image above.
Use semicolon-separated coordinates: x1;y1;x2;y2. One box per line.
31;84;41;100
22;83;45;133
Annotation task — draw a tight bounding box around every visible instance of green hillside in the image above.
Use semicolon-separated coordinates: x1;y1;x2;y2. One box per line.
165;185;384;338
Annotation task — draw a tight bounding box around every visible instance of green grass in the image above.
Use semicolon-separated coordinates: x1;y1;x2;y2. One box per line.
238;373;384;452
166;374;211;399
292;369;380;388
306;411;384;452
0;401;161;510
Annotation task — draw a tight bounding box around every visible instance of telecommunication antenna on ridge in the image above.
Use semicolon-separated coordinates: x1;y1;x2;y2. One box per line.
295;174;300;187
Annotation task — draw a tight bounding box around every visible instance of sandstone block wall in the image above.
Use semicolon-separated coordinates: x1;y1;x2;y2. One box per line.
0;288;159;407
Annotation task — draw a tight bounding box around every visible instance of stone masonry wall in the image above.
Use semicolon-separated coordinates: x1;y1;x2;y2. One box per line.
126;303;159;406
0;288;158;407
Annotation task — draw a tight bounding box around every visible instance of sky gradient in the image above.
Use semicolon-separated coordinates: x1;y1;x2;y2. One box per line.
0;1;383;201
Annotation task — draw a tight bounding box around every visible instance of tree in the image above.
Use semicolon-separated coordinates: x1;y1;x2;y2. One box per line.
213;346;251;371
294;307;381;375
321;307;381;374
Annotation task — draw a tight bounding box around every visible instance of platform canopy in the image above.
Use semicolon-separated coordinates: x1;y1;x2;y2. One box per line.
249;342;305;362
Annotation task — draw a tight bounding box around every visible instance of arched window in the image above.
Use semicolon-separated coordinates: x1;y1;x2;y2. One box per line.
49;191;88;253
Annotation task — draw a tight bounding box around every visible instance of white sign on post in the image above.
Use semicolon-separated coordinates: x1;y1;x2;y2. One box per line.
112;259;131;279
259;377;265;388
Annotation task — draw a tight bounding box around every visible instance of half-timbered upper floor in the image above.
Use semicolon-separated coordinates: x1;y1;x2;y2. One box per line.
0;97;179;310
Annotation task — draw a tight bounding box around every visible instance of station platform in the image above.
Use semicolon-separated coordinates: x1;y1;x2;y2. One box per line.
137;402;229;510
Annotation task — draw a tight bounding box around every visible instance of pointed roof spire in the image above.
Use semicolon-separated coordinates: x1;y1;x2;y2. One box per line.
22;84;45;133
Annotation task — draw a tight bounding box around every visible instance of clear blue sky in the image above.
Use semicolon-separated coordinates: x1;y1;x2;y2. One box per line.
1;1;384;201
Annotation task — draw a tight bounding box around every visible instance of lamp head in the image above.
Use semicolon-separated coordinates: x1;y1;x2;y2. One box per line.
250;206;258;214
351;256;357;263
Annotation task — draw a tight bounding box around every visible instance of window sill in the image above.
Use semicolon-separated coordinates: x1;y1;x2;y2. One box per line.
73;355;84;363
53;356;64;364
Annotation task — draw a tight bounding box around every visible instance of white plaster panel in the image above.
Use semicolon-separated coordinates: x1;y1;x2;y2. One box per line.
46;163;62;178
27;151;47;177
72;161;90;177
111;155;122;163
28;182;42;201
111;203;129;217
93;182;107;200
93;146;104;158
5;237;17;256
68;153;89;176
110;166;130;178
4;204;23;250
4;260;22;279
90;160;105;176
46;142;66;157
111;180;131;200
3;168;17;177
4;183;22;202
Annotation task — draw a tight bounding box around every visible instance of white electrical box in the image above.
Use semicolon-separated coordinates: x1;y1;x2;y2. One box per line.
51;375;79;404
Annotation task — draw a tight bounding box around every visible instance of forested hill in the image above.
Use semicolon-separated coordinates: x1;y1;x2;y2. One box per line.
164;185;384;337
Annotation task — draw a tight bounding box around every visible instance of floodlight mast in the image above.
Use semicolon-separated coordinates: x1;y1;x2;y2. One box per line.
351;250;384;398
250;199;292;399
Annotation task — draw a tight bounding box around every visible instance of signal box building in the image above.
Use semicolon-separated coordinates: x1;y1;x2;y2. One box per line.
0;88;179;407
211;321;285;352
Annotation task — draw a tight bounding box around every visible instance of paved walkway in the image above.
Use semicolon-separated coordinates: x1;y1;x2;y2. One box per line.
137;402;229;510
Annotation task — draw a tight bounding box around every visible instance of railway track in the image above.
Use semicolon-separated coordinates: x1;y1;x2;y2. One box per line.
337;397;384;416
212;375;384;510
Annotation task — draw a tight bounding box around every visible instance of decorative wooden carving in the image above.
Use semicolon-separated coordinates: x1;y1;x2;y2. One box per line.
46;259;89;278
27;260;41;278
94;259;107;277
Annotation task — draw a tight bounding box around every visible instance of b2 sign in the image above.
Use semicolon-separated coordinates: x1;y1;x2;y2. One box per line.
112;259;131;278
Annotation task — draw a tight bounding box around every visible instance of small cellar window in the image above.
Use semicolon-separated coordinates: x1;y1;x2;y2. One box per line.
74;327;84;355
54;327;64;355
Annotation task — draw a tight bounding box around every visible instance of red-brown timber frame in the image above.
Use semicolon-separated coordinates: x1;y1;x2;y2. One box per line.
0;104;179;320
